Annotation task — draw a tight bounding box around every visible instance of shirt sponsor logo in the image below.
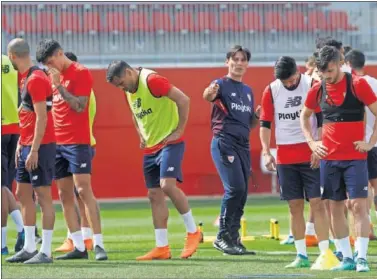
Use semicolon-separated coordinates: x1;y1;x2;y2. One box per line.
231;103;252;113
278;110;301;121
284;96;302;108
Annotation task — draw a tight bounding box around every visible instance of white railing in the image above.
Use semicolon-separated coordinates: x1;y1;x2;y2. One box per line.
1;2;376;68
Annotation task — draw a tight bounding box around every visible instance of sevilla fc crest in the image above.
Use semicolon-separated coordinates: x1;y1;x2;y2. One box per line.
228;156;235;163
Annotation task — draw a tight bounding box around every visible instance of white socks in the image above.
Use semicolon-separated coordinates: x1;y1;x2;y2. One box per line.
305;222;316;236
40;230;53;257
93;234;104;249
155;229;168;247
294;239;307;257
181;210;197;234
318;240;329;253
82;227;93;240
2;227;7;249
71;231;85;252
10;210;24;233
338;236;353;259
356;237;369;260
68;228;93;240
24;226;37;253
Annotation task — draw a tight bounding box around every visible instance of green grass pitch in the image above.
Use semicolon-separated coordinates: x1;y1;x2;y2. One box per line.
2;197;377;279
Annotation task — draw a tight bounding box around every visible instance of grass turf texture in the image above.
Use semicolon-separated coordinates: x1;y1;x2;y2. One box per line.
2;197;377;279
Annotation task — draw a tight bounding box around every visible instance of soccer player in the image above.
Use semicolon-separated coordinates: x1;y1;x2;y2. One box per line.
304;55;316;77
54;51;95;252
1;54;25;255
5;38;55;264
345;49;377;240
203;45;258;255
106;60;202;260
260;56;338;269
301;46;377;272
36;39;107;261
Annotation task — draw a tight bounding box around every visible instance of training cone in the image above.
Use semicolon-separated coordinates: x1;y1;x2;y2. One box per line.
310;249;340;270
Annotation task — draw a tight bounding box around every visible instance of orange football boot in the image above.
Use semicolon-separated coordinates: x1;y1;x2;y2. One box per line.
136;246;171;261
181;231;202;259
305;235;318;247
55;238;74;252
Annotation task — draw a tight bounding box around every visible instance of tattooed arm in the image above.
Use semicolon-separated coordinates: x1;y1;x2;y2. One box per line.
56;85;88;113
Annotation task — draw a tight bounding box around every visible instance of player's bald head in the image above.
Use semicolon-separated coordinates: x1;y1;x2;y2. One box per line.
7;38;30;58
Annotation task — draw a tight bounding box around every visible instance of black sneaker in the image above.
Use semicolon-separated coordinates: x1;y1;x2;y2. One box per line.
94;245;108;261
234;238;256;255
55;247;88;260
213;233;242;255
15;230;25;252
6;249;38;263
24;252;53;264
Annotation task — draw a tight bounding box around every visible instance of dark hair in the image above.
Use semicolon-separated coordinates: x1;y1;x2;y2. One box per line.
36;39;62;63
274;56;297;80
316;46;341;72
65;51;78;62
226;45;251;62
345;49;365;70
315;36;342;51
106;60;131;82
343;45;353;56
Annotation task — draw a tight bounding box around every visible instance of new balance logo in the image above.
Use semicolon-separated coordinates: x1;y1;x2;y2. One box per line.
133;98;142;110
32;175;38;181
167;167;175;172
80;163;87;168
231;93;236;97
284;96;302;108
364;186;368;191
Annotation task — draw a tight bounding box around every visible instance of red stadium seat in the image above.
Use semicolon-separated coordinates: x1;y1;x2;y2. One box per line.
36;12;58;33
173;11;194;32
241;11;263;32
217;12;242;32
129;12;151;32
264;11;284;32
9;12;35;34
2;14;10;33
307;11;327;31
59;12;81;33
83;12;100;33
328;10;357;31
195;11;217;32
152;12;173;32
105;12;128;33
285;11;306;32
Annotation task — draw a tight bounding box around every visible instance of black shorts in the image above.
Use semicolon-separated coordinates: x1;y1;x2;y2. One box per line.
277;163;321;201
1;134;19;190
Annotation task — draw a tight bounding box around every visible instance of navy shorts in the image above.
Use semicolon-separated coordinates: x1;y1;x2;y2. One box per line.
367;147;377;180
1;134;19;190
277;163;321;201
16;143;56;187
210;136;250;192
320;160;369;201
54;144;92;180
143;142;185;188
74;147;96;197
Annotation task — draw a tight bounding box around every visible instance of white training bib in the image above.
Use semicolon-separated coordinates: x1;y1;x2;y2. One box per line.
271;74;318;145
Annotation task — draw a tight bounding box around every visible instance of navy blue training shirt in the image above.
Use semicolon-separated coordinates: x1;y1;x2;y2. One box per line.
210;77;255;147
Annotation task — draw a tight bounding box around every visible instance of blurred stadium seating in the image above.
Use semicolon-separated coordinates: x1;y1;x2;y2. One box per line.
1;2;377;67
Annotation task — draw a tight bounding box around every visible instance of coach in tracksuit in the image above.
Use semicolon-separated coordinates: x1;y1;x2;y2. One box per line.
203;45;259;255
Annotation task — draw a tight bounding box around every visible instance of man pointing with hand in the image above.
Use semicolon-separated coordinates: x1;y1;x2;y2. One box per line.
203;45;259;256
